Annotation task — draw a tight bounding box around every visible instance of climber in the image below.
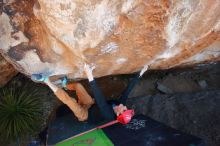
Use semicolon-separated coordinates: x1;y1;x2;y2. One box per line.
84;64;149;121
31;64;148;122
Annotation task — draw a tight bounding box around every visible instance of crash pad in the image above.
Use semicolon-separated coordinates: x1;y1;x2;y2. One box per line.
56;129;113;146
47;105;110;145
47;113;204;146
102;115;204;146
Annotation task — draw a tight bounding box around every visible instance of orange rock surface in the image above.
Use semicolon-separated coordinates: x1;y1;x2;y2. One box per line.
0;54;17;87
0;0;220;80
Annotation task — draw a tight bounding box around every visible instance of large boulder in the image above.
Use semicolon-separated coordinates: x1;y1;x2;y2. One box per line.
0;0;220;79
0;54;17;87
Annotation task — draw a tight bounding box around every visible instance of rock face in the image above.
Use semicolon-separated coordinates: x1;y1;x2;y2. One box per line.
0;0;220;80
0;54;17;87
127;91;220;146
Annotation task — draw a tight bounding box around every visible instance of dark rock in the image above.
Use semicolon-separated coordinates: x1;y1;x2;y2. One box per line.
157;75;201;94
127;91;220;146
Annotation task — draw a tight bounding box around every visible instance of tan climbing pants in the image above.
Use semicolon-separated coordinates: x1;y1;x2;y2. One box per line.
54;83;94;121
66;83;94;106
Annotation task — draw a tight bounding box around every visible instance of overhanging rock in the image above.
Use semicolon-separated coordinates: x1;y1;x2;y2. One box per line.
0;0;220;80
0;54;17;87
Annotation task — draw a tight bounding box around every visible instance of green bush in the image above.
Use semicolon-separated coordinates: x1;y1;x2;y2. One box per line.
0;84;43;144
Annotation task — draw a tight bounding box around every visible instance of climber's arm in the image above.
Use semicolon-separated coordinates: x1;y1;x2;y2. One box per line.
119;65;149;104
84;64;115;120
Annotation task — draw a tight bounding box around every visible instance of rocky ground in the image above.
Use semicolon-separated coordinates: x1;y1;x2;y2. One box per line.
125;63;220;146
126;63;220;146
127;91;220;146
2;62;220;146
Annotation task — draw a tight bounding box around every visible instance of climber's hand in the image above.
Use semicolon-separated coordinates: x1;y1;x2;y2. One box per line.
113;104;127;116
31;74;49;83
139;64;149;77
84;64;95;82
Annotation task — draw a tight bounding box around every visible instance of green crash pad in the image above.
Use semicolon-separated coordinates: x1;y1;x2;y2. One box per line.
56;129;113;146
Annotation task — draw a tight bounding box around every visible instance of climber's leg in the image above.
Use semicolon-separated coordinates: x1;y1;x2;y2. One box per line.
119;73;140;105
54;88;88;121
31;74;88;121
66;82;94;108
